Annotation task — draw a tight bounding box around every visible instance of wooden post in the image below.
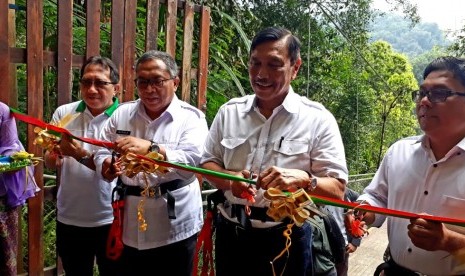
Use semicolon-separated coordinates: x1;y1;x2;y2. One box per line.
27;0;45;275
197;6;210;113
0;0;10;105
8;0;17;107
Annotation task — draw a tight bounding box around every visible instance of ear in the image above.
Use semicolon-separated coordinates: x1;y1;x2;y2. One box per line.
173;76;180;90
113;83;121;96
291;57;302;80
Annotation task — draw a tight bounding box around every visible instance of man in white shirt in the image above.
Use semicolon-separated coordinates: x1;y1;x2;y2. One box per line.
95;50;208;276
201;27;348;276
359;56;465;275
44;56;120;276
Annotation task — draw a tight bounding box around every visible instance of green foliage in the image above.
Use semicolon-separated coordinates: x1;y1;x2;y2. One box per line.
369;12;451;58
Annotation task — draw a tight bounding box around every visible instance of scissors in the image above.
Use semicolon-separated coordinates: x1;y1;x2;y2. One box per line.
109;151;117;174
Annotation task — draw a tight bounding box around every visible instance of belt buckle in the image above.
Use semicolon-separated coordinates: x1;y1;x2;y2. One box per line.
144;186;161;198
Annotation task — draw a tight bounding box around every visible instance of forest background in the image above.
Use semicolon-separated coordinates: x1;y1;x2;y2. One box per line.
10;0;465;270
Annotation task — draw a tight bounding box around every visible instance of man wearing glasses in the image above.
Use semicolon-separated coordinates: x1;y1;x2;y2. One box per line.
44;56;121;276
95;50;208;276
357;56;465;275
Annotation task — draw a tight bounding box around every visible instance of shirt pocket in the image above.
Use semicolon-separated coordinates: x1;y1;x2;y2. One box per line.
273;139;309;156
439;195;465;233
220;138;249;169
221;138;247;149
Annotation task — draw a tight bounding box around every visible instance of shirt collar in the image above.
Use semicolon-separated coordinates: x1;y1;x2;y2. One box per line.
74;97;119;117
240;86;298;114
136;95;180;121
417;134;465;158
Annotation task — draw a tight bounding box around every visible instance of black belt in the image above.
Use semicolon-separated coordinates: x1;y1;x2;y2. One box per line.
122;175;196;219
375;256;450;276
230;204;275;229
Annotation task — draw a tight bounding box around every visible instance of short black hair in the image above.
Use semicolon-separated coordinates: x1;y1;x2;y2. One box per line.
80;55;120;84
423;56;465;88
250;27;301;65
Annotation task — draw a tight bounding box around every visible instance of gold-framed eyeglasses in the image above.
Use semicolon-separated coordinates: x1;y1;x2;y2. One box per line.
412;89;465;103
134;77;175;89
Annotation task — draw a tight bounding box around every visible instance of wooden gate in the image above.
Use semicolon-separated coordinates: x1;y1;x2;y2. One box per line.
0;0;210;274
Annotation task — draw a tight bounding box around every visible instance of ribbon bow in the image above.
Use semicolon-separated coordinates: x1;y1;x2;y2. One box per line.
118;152;169;178
117;151;170;232
264;188;313;227
33;126;61;154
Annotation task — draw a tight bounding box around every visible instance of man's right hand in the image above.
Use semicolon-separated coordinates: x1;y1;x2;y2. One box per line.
101;156;121;181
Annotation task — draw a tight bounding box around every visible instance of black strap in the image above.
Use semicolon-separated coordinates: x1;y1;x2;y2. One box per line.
374;258;424;276
206;189;226;211
122;175;196;219
232;204;252;229
111;177;126;203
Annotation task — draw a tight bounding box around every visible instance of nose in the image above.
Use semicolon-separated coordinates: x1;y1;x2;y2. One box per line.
88;83;100;92
256;66;269;80
418;93;432;106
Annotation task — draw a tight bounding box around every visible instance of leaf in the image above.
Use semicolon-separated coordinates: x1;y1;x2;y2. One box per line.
211;55;246;96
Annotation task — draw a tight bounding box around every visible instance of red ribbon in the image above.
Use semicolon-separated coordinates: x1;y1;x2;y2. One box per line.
10;108;465;227
106;199;125;260
10;107;114;149
311;194;465;227
193;211;214;276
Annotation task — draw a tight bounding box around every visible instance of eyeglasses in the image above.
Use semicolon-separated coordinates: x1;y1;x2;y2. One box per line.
80;79;114;89
412;89;465;103
134;77;175;89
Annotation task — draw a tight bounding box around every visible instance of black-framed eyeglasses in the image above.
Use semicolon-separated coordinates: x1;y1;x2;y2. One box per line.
79;79;114;89
134;77;175;89
412;89;465;103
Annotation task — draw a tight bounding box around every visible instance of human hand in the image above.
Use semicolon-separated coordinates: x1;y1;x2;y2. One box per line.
407;215;449;251
346;243;357;253
344;209;368;238
230;169;257;199
257;166;309;191
114;136;152;155
56;133;86;159
101;156;122;182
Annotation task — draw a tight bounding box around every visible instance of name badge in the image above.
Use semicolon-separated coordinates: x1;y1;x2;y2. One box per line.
116;130;131;135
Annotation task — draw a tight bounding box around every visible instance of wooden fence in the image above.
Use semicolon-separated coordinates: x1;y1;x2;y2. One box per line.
0;0;210;274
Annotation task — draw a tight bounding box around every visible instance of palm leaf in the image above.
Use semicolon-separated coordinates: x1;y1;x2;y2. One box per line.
211;55;246;96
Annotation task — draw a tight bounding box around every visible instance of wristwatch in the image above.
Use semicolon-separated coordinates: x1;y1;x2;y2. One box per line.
149;140;160;153
310;177;318;192
78;153;92;164
305;171;318;192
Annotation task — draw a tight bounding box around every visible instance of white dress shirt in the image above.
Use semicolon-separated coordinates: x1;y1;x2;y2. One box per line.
201;89;348;226
95;96;208;250
358;135;465;275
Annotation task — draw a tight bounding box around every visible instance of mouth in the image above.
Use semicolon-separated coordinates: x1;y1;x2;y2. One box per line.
144;97;160;103
86;96;101;101
254;81;272;88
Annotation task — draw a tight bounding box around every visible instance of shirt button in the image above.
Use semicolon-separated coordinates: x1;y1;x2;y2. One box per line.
424;191;428;195
408;248;412;253
433;164;438;167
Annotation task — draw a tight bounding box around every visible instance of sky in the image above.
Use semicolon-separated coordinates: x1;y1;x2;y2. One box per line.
372;0;465;33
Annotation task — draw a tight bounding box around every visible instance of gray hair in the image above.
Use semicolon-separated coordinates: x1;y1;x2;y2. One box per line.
135;50;179;78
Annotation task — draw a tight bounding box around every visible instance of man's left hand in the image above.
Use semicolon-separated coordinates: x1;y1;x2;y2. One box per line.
407;216;448;251
257;166;309;191
114;136;151;155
